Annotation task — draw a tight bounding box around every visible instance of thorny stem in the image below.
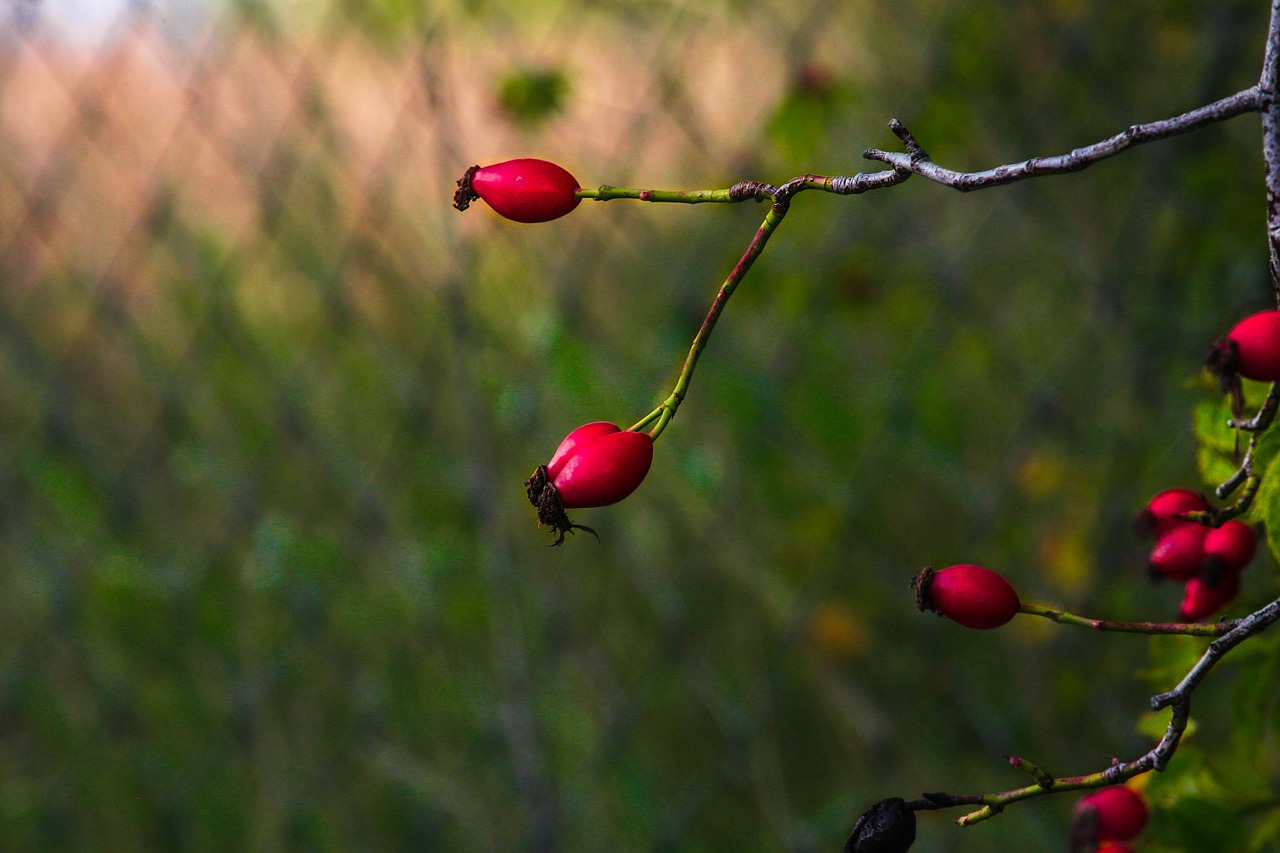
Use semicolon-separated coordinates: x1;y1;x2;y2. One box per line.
1017;603;1237;637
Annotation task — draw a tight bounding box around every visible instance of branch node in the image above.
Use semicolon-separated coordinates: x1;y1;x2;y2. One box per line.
728;180;775;202
889;119;929;162
1006;754;1055;788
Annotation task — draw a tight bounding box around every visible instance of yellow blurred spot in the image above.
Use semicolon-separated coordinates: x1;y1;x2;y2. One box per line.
1049;0;1085;22
1039;526;1094;598
806;602;865;662
1009;609;1056;646
1154;23;1194;64
1017;449;1068;499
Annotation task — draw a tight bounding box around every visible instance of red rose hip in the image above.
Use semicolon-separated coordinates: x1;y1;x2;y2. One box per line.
525;421;653;544
453;158;581;223
1210;309;1280;382
1148;521;1208;582
1071;786;1148;843
913;564;1021;630
1202;520;1256;577
1136;488;1207;538
1180;572;1242;621
551;427;653;508
546;421;623;481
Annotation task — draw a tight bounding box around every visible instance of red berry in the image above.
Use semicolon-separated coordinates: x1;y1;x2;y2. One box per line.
525;421;653;545
454;158;580;223
1202;520;1256;575
913;564;1021;630
1214;309;1280;381
1148;522;1208;582
1094;843;1135;853
1136;488;1207;538
1073;786;1148;843
1180;572;1242;621
549;424;653;508
546;421;622;480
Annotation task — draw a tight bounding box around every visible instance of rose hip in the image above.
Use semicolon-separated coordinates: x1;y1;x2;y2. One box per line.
1202;520;1257;579
1148;522;1209;582
913;564;1021;630
1072;786;1148;844
1209;309;1280;382
453;158;581;223
1180;572;1243;621
525;421;653;544
550;426;653;509
1136;488;1207;538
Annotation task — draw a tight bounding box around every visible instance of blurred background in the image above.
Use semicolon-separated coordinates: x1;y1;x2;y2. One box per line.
0;0;1276;850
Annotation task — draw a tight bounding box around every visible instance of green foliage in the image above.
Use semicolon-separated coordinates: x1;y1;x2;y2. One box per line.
496;67;571;127
1194;384;1280;557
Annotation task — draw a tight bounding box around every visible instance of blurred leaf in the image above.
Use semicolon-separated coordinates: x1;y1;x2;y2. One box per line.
496;67;570;126
1152;796;1250;853
1249;806;1280;852
766;67;848;162
1135;709;1197;743
1248;425;1280;561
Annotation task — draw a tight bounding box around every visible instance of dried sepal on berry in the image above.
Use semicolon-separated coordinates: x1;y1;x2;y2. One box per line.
913;564;1021;630
525;422;653;545
454;158;581;223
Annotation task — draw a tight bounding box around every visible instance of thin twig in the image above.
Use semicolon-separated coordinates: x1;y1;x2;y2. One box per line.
630;202;790;439
863;88;1263;192
1261;0;1280;301
911;594;1280;826
1018;603;1237;637
1151;597;1280;711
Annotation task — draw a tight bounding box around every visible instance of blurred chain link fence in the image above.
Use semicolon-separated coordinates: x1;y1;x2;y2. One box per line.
0;2;892;850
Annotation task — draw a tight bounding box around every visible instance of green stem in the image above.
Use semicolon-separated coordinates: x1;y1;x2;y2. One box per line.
952;766;1143;826
577;185;741;204
1017;602;1236;637
627;406;663;432
641;203;790;441
927;698;1194;825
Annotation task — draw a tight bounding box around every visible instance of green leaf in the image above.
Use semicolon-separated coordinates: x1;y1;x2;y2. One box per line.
1230;647;1280;752
496;67;570;127
1153;797;1250;853
1248;432;1280;561
1249;806;1280;852
1194;395;1238;456
1138;634;1213;690
1135;709;1198;742
1194;394;1243;490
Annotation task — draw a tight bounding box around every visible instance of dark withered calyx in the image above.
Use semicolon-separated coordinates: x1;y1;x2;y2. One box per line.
843;797;916;853
524;465;597;546
452;165;480;212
